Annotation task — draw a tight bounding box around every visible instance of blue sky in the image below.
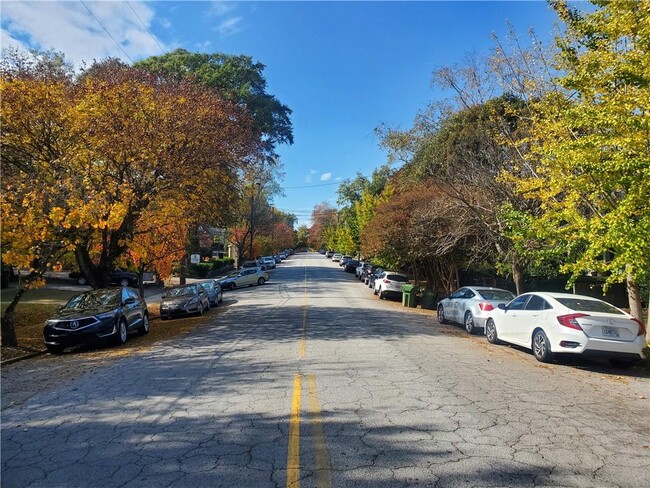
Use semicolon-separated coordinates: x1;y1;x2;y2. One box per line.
2;1;560;226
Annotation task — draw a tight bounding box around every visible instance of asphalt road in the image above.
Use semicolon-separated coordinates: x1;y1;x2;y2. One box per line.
2;252;649;487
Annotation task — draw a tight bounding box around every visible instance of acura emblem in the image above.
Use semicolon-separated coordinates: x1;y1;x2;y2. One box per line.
70;320;79;329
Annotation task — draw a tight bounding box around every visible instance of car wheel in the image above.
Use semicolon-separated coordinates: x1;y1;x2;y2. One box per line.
46;344;64;355
485;319;500;344
257;277;266;285
464;311;477;335
115;319;128;345
120;278;130;287
373;286;378;295
139;313;150;335
532;329;553;363
78;277;87;285
197;303;204;315
378;288;385;299
438;305;447;324
219;291;224;303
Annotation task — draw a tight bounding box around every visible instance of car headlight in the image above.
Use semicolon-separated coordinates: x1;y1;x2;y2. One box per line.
96;311;117;320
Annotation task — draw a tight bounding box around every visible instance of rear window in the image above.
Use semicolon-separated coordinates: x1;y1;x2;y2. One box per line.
555;298;623;315
387;274;409;282
478;290;515;301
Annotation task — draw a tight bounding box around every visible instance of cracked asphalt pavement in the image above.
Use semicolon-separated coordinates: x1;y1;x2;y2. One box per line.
2;252;649;487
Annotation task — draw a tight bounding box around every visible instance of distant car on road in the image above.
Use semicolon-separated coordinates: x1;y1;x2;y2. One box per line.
325;251;334;258
240;260;259;270
218;268;269;290
332;253;342;262
160;283;210;320
344;259;360;273
43;287;149;354
437;286;515;335
485;292;646;365
261;257;276;269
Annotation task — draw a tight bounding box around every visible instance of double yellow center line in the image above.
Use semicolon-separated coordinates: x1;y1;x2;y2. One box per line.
287;266;331;488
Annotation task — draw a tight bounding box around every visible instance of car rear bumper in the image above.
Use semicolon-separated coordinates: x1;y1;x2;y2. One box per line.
552;333;644;358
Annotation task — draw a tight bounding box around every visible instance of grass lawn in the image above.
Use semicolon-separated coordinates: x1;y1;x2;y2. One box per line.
1;286;217;361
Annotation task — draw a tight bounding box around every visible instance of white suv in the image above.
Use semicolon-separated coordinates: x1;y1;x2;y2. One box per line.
373;271;410;299
261;257;276;269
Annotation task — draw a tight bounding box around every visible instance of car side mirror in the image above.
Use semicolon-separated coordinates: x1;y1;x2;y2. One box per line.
497;303;506;310
123;297;136;305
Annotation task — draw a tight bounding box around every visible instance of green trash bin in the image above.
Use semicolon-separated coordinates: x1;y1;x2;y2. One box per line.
402;284;419;307
419;288;436;310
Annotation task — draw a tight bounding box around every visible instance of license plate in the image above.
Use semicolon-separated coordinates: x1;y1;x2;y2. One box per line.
602;327;619;338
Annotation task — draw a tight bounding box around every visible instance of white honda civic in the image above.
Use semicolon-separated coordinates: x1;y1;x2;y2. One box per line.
485;292;646;365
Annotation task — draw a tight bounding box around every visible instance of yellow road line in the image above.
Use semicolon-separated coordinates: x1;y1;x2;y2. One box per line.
287;374;302;488
307;374;332;488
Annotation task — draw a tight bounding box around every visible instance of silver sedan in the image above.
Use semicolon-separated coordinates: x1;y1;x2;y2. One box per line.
437;286;515;334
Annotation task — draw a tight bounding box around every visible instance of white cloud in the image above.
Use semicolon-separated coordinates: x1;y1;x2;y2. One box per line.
0;1;167;69
305;170;317;183
207;1;236;17
320;172;332;182
159;18;172;29
216;17;243;37
195;40;212;51
335;177;342;181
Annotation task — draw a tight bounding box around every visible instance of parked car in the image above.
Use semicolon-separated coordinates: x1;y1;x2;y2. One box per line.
325;251;334;258
367;267;384;288
218;268;269;290
344;259;360;273
69;269;139;287
160;283;210;320
332;253;343;262
373;271;410;299
485;292;646;365
261;256;276;269
240;260;259;270
357;262;372;280
339;256;352;267
196;279;223;307
43;287;149;354
437;286;516;334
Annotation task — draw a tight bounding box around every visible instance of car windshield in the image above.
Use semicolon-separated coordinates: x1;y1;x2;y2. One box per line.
166;286;195;297
386;274;408;282
478;290;515;301
555;297;623;314
200;282;214;291
64;289;121;310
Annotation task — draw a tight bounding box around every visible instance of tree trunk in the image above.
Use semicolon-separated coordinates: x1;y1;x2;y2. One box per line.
625;270;646;342
1;281;28;347
511;258;524;295
179;253;187;285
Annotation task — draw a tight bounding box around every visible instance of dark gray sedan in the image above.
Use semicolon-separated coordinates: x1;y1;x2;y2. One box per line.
160;283;210;320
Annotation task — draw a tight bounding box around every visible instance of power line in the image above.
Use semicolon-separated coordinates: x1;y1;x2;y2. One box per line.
125;0;167;55
81;0;133;63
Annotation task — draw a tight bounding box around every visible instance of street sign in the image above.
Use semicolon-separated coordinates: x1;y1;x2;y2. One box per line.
190;254;200;264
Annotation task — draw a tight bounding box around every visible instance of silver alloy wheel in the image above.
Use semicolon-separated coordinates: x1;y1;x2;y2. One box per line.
533;330;552;362
464;312;475;334
118;320;128;344
120;278;129;287
140;314;149;335
486;319;498;343
258;277;265;285
437;306;446;324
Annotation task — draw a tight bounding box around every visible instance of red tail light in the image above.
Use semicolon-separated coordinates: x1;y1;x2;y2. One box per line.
383;279;391;283
557;313;589;330
478;303;494;312
631;318;646;337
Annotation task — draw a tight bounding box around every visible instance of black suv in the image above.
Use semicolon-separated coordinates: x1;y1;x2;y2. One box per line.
69;269;139;287
43;287;149;354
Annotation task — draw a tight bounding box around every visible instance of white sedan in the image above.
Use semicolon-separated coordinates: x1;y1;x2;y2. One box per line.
485;292;646;365
437;286;515;334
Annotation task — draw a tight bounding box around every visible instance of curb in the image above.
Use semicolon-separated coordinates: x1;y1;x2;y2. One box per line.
1;349;46;366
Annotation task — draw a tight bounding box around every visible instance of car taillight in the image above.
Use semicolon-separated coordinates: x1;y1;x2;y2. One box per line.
478;303;494;312
556;313;589;330
631;318;646;336
383;279;391;283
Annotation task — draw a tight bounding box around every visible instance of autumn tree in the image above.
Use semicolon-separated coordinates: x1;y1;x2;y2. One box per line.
1;51;258;345
508;0;650;327
135;49;293;160
308;202;338;250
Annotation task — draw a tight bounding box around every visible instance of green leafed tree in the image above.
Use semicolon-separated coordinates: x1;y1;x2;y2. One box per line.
135;49;293;159
512;0;650;327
